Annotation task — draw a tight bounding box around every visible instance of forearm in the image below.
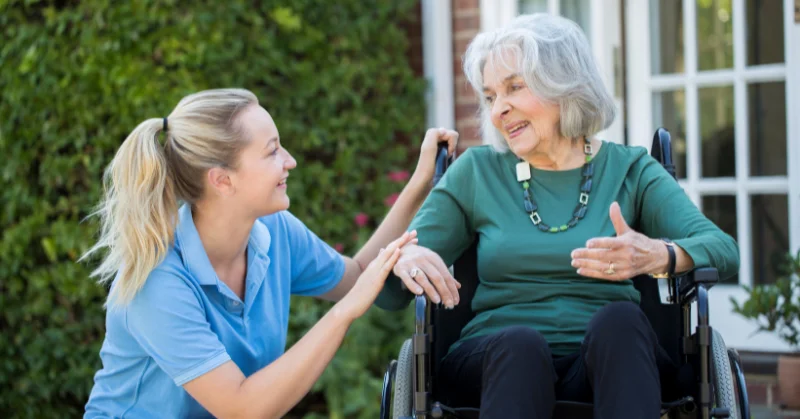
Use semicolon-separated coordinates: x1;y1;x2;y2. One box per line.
353;175;431;269
238;304;353;418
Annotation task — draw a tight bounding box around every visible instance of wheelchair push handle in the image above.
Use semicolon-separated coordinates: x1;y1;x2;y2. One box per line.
432;142;451;186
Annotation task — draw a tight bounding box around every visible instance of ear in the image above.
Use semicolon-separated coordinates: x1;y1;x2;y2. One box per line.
206;167;235;196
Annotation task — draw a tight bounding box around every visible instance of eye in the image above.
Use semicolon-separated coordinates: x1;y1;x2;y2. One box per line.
484;95;495;104
509;84;524;92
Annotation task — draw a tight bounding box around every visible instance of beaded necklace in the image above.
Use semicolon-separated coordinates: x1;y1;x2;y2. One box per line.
516;137;594;233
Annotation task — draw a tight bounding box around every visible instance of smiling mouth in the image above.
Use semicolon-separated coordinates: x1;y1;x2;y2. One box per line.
506;121;529;137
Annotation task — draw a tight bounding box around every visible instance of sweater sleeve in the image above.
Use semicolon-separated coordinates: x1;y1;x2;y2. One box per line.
375;149;478;310
634;154;740;280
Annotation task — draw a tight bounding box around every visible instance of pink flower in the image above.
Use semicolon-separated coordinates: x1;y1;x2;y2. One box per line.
354;212;369;227
384;193;400;207
334;243;344;253
387;170;410;183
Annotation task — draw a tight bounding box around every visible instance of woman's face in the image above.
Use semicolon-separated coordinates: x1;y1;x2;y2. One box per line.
482;56;562;158
229;104;297;216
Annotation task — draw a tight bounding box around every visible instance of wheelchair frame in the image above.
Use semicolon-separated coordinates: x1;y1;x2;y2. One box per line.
381;128;750;419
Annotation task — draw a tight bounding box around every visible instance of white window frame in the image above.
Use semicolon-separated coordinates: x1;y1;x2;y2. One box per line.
625;0;799;352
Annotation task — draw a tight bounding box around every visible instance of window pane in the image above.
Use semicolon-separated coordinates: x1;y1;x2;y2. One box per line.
652;90;687;179
703;195;738;284
751;195;789;285
749;82;787;176
519;0;548;14
697;0;733;71
699;86;735;178
746;0;784;66
650;0;684;75
560;0;591;39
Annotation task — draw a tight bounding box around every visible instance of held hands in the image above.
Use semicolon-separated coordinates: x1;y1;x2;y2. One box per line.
392;244;461;309
413;128;459;184
339;231;418;320
570;202;669;281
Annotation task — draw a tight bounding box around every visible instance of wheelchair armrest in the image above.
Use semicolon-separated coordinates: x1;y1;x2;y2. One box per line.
676;267;719;304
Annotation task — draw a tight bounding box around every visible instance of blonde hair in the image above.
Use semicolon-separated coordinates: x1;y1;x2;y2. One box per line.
463;14;616;152
81;88;258;306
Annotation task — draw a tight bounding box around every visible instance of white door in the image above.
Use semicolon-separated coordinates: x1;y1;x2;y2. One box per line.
482;0;625;144
625;0;800;351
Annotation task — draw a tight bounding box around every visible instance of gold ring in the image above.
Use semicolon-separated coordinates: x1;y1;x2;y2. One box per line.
605;262;616;275
410;268;419;278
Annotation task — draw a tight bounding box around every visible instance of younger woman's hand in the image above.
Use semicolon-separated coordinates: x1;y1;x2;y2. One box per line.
412;128;459;185
337;231;418;320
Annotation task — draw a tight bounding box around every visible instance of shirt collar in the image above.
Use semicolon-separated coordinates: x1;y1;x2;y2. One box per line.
175;204;273;286
176;204;218;286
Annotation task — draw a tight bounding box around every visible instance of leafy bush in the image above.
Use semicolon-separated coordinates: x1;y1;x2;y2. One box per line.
731;250;800;351
0;0;424;417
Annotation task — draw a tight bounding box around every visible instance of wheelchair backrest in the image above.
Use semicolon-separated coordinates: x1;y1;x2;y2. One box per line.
430;129;685;391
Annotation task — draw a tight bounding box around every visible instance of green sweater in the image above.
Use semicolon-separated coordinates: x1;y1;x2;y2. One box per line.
376;142;739;356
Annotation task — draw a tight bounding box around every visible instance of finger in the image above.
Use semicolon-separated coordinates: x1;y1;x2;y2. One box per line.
440;129;459;156
392;230;417;249
419;260;455;307
380;248;403;275
576;267;627;282
395;265;424;295
586;237;625;249
571;257;622;274
377;232;410;265
609;202;632;236
426;257;460;305
413;269;441;304
571;247;613;261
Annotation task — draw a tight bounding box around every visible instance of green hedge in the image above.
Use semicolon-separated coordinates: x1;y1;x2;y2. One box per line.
0;0;424;417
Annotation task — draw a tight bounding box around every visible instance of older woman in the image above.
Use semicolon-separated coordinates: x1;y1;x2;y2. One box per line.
376;14;739;419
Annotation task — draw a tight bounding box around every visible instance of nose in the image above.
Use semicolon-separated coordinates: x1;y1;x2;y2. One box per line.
491;96;511;122
284;149;297;170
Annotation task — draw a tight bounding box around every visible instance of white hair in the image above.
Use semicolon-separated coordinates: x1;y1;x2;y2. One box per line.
463;13;616;152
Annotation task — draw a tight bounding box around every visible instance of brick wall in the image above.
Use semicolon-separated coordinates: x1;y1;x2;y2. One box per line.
452;0;482;151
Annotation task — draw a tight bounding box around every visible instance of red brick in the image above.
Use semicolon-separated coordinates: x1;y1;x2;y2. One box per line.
453;15;480;32
455;103;479;120
453;0;479;9
747;381;769;405
454;8;480;19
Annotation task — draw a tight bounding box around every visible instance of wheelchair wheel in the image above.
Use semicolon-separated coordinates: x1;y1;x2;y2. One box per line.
712;329;740;419
392;339;413;419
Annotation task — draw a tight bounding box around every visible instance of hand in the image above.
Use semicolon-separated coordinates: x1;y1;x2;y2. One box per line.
338;231;418;320
393;243;461;308
412;127;459;184
570;202;669;281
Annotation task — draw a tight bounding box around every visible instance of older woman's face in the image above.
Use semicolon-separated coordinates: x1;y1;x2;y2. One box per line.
482;59;561;157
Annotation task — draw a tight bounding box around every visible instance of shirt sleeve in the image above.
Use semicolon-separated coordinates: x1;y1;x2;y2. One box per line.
375;149;477;311
634;153;740;280
123;271;231;386
280;211;346;296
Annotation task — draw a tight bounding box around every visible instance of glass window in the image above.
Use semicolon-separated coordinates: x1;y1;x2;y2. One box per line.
649;0;684;74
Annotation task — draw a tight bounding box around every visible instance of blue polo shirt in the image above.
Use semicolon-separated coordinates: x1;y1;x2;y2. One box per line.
84;204;345;418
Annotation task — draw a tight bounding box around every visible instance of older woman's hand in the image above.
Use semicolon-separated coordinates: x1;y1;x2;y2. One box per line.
570;202;669;281
392;243;461;308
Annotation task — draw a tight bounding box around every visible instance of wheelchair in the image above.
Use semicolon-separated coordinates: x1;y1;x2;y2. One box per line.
380;129;751;419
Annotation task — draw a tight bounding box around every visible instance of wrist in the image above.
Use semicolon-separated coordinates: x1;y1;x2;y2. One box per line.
650;238;676;278
331;299;359;324
407;172;433;195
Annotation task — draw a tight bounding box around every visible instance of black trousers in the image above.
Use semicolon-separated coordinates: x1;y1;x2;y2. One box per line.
439;302;677;419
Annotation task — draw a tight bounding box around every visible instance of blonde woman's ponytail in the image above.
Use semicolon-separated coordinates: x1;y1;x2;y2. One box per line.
82;118;178;306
